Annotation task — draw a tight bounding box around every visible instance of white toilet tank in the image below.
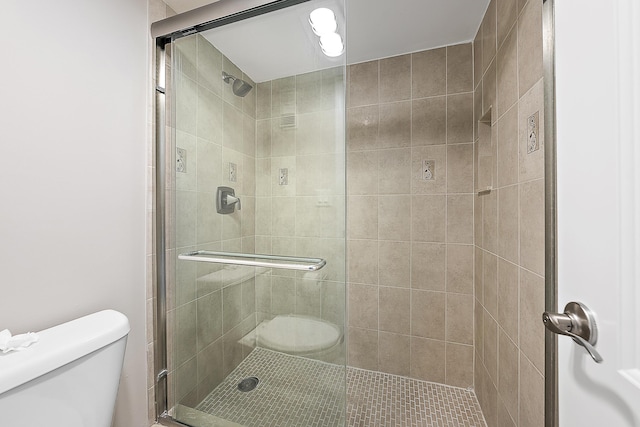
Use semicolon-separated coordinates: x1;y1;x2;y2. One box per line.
0;310;130;427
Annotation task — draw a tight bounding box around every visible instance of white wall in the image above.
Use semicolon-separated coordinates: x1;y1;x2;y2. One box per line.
0;1;149;426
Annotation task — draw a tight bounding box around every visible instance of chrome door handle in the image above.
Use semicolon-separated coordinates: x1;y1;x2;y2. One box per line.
542;302;603;363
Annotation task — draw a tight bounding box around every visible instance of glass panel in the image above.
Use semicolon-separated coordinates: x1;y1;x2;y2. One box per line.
168;1;346;426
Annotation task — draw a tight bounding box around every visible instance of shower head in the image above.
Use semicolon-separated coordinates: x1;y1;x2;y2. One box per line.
222;71;253;97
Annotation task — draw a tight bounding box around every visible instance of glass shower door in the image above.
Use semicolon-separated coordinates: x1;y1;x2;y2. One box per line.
166;1;346;425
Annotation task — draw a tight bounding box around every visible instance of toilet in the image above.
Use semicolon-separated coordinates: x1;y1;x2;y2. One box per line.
0;310;130;427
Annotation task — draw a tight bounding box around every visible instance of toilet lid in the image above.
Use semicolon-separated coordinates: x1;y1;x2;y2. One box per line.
256;315;341;354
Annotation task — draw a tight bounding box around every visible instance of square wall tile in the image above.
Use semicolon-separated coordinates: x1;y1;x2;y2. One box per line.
347;196;378;239
483;60;497;118
412;195;446;242
473;30;483;89
271;76;296;117
411;290;446;340
349;61;379;107
483;251;498;318
378;332;410;376
348;327;378;370
474;247;484;304
498;330;519;421
446;143;474;193
412;97;447;146
446;342;474;388
447;43;473;94
197;87;223;143
497;105;519;187
497;0;518;49
348;283;378;329
347;105;379;151
379;287;410;334
497;25;518;118
256;81;271;120
519;268;545;372
447;93;474;144
475;299;484;360
380;54;411;102
412;48;446;98
195;141;223;192
497;258;519;343
519;179;545;275
379;101;411;149
445;293;474;344
497;185;519;263
518;0;543;97
379;195;411;241
482;189;498;253
347;239;378;285
519;352;545;427
482;0;497;73
378;241;411;288
447;244;474;295
411;337;446;383
447;195;474;244
411;243;446;291
378;148;411;194
483;309;498;385
256;119;272;158
347;150;378;195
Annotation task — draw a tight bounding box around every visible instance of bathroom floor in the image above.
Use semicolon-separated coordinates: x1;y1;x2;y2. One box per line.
194;347;486;427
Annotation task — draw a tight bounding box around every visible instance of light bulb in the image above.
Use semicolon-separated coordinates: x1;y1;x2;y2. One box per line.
309;8;337;36
319;33;344;57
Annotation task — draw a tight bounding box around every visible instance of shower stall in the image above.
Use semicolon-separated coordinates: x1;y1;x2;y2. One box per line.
153;0;347;425
151;0;546;425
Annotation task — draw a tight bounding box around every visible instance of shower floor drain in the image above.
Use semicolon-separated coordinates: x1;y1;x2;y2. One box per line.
237;376;259;392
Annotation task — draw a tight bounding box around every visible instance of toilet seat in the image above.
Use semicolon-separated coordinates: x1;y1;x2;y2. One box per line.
256;315;342;354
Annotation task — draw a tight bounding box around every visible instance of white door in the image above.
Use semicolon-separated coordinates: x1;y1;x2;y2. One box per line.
555;0;640;425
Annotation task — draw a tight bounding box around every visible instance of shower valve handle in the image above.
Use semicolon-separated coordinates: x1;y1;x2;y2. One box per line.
216;186;240;214
226;194;241;210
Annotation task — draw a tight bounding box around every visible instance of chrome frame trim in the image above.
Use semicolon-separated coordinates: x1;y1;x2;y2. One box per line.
542;0;558;426
151;0;310;41
154;36;169;421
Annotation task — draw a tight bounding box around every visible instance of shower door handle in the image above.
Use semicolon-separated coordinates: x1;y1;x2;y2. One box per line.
542;301;603;363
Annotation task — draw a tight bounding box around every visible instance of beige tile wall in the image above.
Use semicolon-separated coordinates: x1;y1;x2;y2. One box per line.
346;43;476;388
473;0;545;426
167;34;258;410
254;68;347;362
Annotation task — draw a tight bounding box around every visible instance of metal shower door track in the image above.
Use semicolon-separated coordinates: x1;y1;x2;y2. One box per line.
151;0;311;42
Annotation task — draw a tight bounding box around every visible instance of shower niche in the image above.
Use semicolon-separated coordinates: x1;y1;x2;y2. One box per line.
476;108;495;195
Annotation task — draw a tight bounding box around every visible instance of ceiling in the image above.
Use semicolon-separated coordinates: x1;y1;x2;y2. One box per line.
164;0;490;82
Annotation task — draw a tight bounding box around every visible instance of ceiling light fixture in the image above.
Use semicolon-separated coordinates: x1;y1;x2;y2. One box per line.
308;8;337;36
309;7;343;57
320;33;344;57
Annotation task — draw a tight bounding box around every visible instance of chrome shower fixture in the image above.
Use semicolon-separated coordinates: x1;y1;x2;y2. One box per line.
222;71;253;97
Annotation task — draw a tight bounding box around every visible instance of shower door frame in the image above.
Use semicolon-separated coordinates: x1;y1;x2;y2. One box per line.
542;1;558;426
151;0;345;424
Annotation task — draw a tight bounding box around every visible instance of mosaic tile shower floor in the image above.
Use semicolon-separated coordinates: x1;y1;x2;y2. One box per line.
196;348;487;427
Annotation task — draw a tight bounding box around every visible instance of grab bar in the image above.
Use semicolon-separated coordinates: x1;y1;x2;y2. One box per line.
177;250;326;271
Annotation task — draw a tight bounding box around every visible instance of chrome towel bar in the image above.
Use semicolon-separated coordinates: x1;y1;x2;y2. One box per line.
177;250;326;271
